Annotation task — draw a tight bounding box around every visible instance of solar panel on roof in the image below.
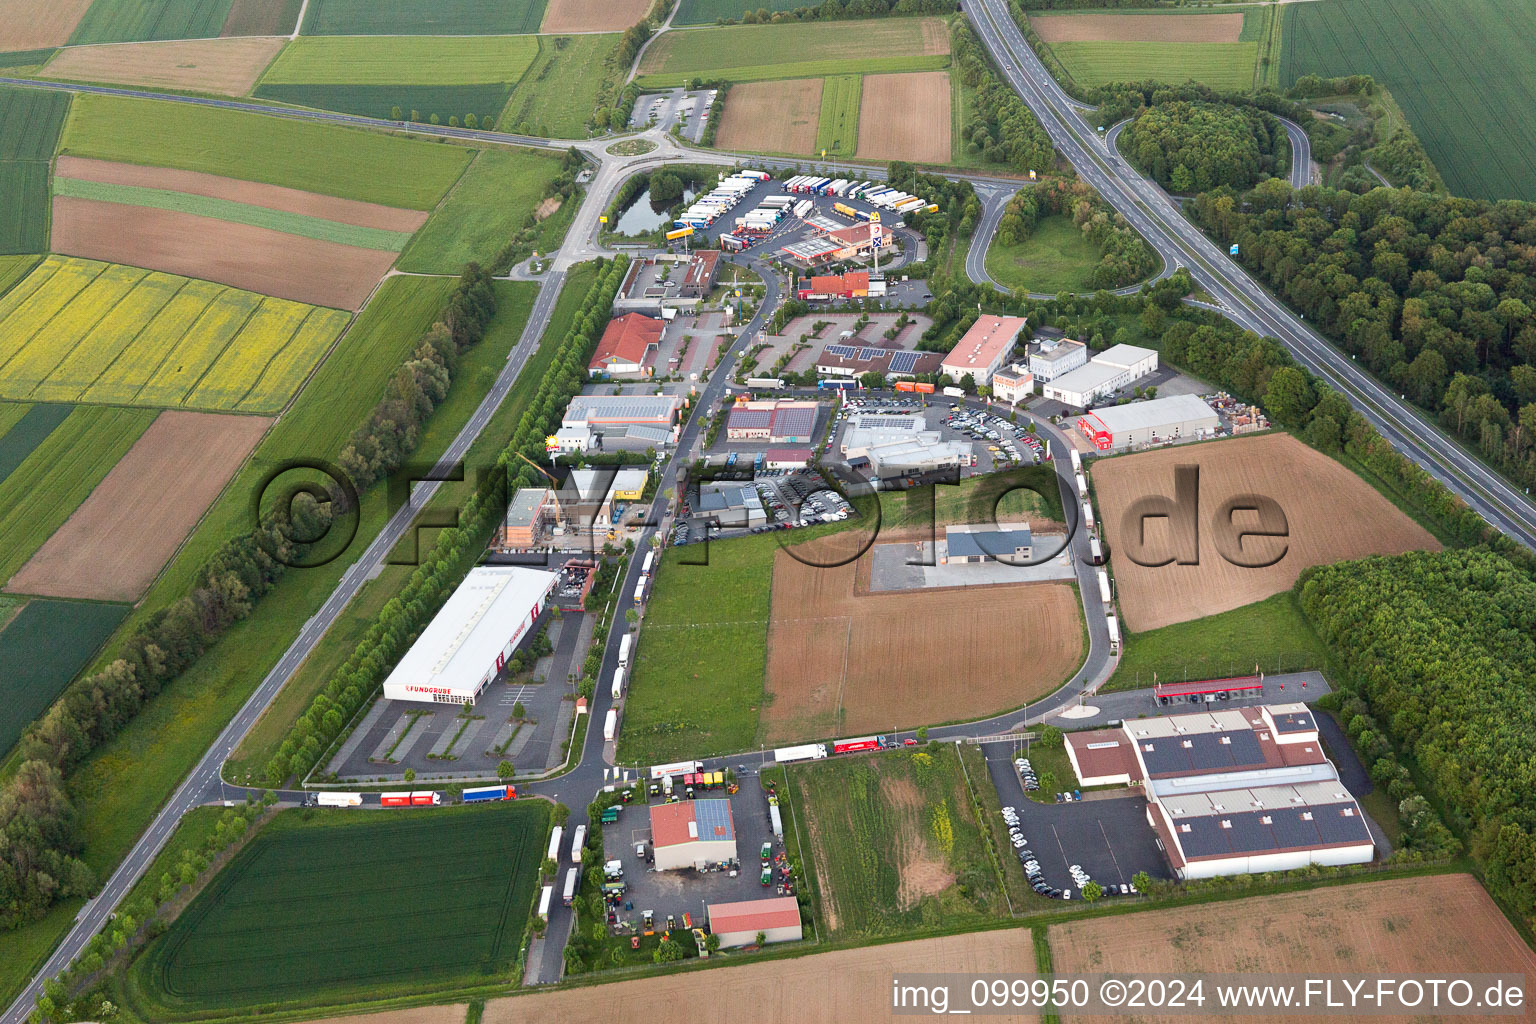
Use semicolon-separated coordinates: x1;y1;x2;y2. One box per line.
824;344;858;358
889;351;919;373
1312;804;1372;845
859;347;885;360
1268;809;1320;851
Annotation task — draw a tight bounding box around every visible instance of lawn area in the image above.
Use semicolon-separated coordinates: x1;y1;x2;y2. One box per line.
878;464;1063;529
0;599;129;757
301;0;548;35
260;34;539;85
501;33;621;138
815;74;860;158
397;147;568;273
122;803;549;1014
57;93;471;210
0;405;156;584
1049;41;1258;91
68;0;234;44
789;746;1004;938
637;19;950;87
0;85;70;254
1105;591;1329;692
1282;0;1536;201
985;214;1104;294
0;901;81;1012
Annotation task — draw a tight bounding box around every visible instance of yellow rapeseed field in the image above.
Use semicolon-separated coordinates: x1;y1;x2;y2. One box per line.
0;256;350;413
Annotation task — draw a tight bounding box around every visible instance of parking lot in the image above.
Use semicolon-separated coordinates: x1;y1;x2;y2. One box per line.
829;398;1043;477
630;87;712;142
982;741;1171;900
672;467;852;546
595;777;788;934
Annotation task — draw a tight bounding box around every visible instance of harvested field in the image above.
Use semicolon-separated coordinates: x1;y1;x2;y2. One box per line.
42;36;285;95
1093;433;1438;631
1051;874;1536;1024
0;0;95;50
541;0;651;33
296;1010;465;1024
54;157;427;232
764;531;1081;742
716;78;822;155
856;71;949;165
483;930;1038;1024
1031;12;1243;44
220;0;302;36
51;196;397;308
8;411;270;602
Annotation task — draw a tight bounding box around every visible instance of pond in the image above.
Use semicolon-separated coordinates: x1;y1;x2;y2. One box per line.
612;185;699;235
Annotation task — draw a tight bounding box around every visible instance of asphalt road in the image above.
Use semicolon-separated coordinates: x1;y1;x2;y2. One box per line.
965;0;1536;549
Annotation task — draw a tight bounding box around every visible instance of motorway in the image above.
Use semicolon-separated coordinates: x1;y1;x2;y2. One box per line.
964;0;1536;549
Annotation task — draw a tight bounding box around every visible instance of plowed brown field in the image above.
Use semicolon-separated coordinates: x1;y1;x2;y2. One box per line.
541;0;651;32
764;531;1081;742
483;930;1038;1023
221;0;302;36
7;411;270;602
1093;433;1437;631
41;37;286;96
1051;874;1536;1024
297;1007;465;1024
716;79;822;155
54;157;428;232
856;71;949;165
51;196;398;309
1031;12;1244;44
0;0;94;50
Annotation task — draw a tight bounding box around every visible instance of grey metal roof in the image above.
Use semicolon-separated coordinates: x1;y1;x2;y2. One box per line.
1270;709;1316;734
945;526;1032;560
505;488;548;528
1138;729;1266;777
1082;394;1219;432
1176;803;1370;860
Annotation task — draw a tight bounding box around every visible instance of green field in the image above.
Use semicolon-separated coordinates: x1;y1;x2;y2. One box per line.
789;747;1003;937
0;599;130;757
1106;591;1329;692
1049;41;1257;91
261;34;539;85
0;254;38;295
52;177;414;250
301;0;548;35
397;147;567;273
58;93;471;211
637;19;950;87
69;0;235;44
0;86;70;254
985;214;1104;294
815;74;861;158
501;33;621;138
674;0;803;25
0;402;71;483
878;464;1063;528
0;405;157;585
1282;0;1536;201
254;82;513;126
126;803;549;1012
0;48;57;70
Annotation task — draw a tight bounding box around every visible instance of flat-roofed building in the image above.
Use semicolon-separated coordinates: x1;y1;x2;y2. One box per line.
498;487;552;549
1029;337;1088;381
1075;394;1219;451
990;365;1034;404
559;393;683;452
941;315;1028;386
1042;343;1158;406
698;482;766;528
726;400;818;443
941;523;1032;564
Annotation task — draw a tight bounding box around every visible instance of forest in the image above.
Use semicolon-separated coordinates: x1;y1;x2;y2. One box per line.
993;178;1159;290
1191;180;1536;494
1299;549;1536;926
1119;100;1286;193
952;20;1056;176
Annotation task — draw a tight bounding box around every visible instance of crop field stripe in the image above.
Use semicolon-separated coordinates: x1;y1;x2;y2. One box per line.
231;306;353;414
14;263;149;399
0;597;130;756
259;34;539;86
1048;40;1257;91
68;0;237;44
181;297;291;409
639;54;950;89
44;273;184;404
0;255;40;298
299;0;549;36
0;403;70;484
0;85;70;254
0;258;109;375
52;177;415;251
815;74;861;157
253;81;513;125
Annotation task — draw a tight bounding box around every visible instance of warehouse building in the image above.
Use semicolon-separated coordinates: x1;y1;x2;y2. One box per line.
726;399;818;443
940;315;1029;386
1063;704;1375;879
990;365;1034;404
381;567;557;705
650;799;737;871
588;313;662;377
557;393;683;453
1075;394;1219;451
941;523;1032;564
866;436;972;480
707;896;804;948
698;482;767;528
765;447;813;470
1041;344;1158;407
497;487;552;549
1028;337;1088;381
551;468;649;530
840;412;929;457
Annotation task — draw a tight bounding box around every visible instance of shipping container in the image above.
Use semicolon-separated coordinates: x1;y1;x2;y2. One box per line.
894;380;935;394
664;226;694;242
563;866;580;906
570;824;587;862
832;202;858;219
547;825;565;862
538;885;553;920
612;666;625;699
833;736;881;754
603;708;619;741
410;791;440;806
761;195;793;209
1097;569;1112;605
769;802;784;837
618;633;633;665
746;376;785;389
774;743;828;763
853;209;872;222
1106;614;1121;654
634;578;646;604
317;792;362;807
463;785;514;803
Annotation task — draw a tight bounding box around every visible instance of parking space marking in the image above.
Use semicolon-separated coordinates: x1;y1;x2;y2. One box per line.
1098;817;1127;884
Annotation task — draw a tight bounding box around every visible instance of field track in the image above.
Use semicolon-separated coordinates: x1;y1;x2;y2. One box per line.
42;37;285;96
716;79;822;155
1052;874;1536;1023
0;0;95;50
541;0;651;33
1093;433;1438;632
1031;12;1243;44
480;930;1036;1024
856;71;950;165
8;411;270;602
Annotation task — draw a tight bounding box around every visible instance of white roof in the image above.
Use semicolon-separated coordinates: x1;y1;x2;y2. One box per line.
1083;394;1219;432
1092;343;1157;369
1045;360;1127;397
381;567;557;696
941;315;1028;371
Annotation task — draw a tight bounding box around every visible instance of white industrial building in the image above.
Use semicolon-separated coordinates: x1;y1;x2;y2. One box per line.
1075;394;1219;451
1064;704;1375;879
940;315;1028;386
865;436;971;480
707;896;803;948
381;567;558;705
990;365;1034;404
840;412;928;458
650;799;737;871
1028;337;1088;381
941;523;1032;564
1041;343;1158;406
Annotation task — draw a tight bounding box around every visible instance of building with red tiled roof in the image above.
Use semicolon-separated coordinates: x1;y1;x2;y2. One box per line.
707;896;804;948
588;313;661;376
649;799;737;870
797;271;870;300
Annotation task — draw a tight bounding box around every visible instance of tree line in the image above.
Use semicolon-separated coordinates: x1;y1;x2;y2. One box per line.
1119;100;1286;193
269;258;632;787
952;20;1056;176
716;0;952;26
994;178;1159;291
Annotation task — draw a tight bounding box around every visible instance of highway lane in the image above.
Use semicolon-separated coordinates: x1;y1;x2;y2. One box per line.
1283;116;1314;189
965;0;1536;549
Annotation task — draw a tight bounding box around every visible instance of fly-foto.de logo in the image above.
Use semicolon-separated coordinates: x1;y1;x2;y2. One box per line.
1119;464;1290;569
